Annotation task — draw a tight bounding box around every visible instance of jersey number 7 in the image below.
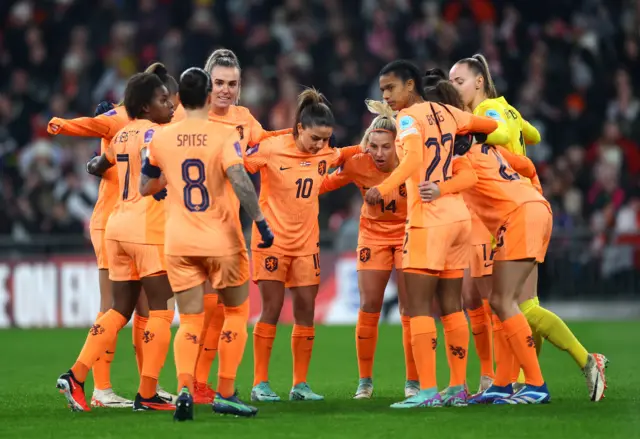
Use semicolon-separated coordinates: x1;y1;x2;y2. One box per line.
116;154;130;200
182;159;210;212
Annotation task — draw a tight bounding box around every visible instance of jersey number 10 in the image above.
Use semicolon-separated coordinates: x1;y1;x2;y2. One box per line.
182;159;210;212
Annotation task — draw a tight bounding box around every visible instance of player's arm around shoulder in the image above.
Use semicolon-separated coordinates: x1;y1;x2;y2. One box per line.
243;134;274;174
320;156;357;195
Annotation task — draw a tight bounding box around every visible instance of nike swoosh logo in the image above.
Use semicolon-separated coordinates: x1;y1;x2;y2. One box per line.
472;332;482;336
280;166;291;171
315;272;320;277
357;336;372;340
106;351;115;354
204;348;217;352
484;263;493;267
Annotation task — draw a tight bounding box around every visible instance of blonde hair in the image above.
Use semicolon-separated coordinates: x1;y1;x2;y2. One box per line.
457;53;498;99
204;48;241;104
293;88;334;138
360;99;396;147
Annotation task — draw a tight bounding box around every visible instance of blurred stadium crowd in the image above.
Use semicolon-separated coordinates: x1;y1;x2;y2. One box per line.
0;0;639;263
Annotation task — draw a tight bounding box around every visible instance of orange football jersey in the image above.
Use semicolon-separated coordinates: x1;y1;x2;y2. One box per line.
104;119;164;245
320;153;406;245
147;119;247;256
244;133;360;255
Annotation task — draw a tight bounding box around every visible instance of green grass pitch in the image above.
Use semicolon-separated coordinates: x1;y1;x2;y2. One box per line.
1;322;638;438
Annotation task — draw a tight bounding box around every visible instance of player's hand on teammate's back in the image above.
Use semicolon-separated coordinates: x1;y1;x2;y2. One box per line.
94;101;114;116
256;219;274;249
453;134;473;156
364;187;382;205
152;188;167;201
86;155;102;177
418;181;441;202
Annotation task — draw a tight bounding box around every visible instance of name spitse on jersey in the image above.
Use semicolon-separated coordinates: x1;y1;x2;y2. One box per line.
147;119;247;257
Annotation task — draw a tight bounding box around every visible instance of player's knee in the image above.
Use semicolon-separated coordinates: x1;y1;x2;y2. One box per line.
488;293;508;315
259;300;283;325
360;296;383;314
293;302;315;326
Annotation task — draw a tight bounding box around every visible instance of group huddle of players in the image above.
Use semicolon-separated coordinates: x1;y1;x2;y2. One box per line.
46;48;608;421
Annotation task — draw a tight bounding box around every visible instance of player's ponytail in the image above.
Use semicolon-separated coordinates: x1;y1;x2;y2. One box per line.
179;67;212;110
456;53;498;99
293;88;334;138
360;100;396;147
145;62;179;95
423;77;464;110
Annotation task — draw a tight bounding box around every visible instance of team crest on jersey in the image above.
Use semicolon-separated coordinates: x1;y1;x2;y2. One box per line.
246;143;260;156
318;160;327;176
300;161;311;167
236;125;244;140
359;247;371;263
399;183;407;197
143;128;155;143
233;141;242;158
264;256;279;272
104;109;117;116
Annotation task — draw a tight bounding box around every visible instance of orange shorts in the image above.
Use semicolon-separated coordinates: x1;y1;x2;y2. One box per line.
105;240;166;281
356;244;403;271
470;243;494;278
89;228;108;270
252;251;320;288
494;202;552;263
166;252;250;292
402;220;471;272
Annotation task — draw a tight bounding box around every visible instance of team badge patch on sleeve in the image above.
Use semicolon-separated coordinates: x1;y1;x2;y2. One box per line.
484;109;504;122
233;141;242;157
399;115;415;130
144;128;155;143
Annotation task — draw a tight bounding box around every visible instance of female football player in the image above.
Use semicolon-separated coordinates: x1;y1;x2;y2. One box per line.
245;89;361;402
319;100;418;399
365;60;498;408
450;54;607;402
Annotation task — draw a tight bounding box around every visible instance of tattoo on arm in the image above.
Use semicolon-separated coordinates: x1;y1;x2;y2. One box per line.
226;164;264;221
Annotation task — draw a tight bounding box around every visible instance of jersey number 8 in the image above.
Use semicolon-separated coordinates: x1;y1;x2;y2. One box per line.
182;159;210;212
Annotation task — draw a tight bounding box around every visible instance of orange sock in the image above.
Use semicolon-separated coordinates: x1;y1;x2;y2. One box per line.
401;315;418;381
132;313;148;376
92;312;115;390
492;314;516;387
355;311;380;379
291;324;315;387
174;312;204;394
502;313;544;386
442;311;469;387
410;316;438;390
467;306;494;379
138;310;174;398
72;310;128;383
195;298;224;384
217;300;249;398
253;322;276;386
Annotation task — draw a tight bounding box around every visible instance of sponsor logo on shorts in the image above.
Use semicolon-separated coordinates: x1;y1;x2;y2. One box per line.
142;330;155;344
359;247;371;263
89;324;105;336
318;160;327;176
220;330;238;343
235;125;244;140
449;345;467;359
185;333;198;344
264;256;279;272
399;183;407;197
